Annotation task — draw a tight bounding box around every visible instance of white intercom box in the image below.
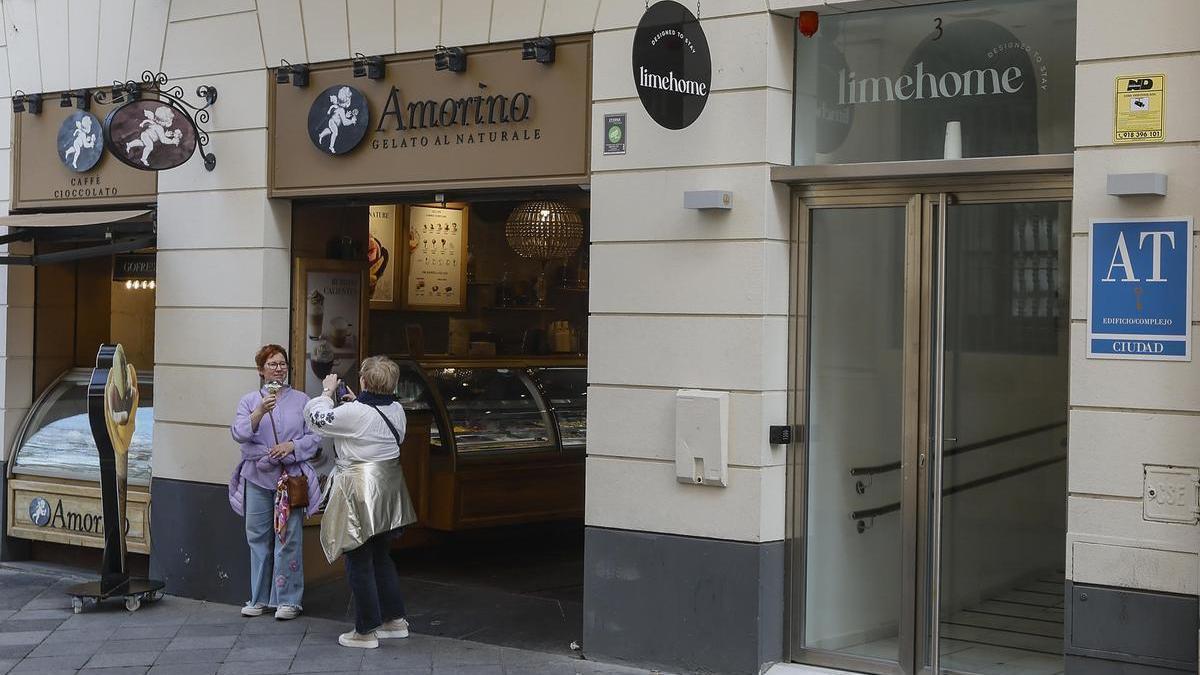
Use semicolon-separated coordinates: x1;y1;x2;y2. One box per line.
675;389;729;487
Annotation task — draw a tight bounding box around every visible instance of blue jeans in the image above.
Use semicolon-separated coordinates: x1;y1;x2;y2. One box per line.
244;481;304;608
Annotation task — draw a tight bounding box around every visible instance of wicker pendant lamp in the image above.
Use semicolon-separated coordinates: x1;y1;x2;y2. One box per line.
505;200;584;306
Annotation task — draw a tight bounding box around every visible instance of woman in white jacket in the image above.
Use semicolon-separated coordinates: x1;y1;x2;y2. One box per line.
304;355;417;649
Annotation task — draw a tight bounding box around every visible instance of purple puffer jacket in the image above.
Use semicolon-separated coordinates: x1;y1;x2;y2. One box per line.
228;385;322;518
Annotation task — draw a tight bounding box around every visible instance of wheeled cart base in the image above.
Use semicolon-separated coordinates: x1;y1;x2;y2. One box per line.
66;578;165;613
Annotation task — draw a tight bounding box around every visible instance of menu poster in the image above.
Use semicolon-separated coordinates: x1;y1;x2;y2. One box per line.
404;205;468;312
368;205;400;309
291;259;368;396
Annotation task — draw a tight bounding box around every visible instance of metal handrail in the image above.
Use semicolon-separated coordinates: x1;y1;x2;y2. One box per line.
850;454;1067;533
848;420;1066;478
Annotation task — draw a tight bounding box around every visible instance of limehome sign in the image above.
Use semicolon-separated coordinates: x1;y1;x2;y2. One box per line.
837;62;1025;104
631;1;712;130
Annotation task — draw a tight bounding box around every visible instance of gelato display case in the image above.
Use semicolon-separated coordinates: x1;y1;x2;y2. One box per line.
392;358;585;530
6;368;153;553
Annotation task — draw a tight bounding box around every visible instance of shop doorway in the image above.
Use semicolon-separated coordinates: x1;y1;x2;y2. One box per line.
290;193;588;654
787;173;1071;675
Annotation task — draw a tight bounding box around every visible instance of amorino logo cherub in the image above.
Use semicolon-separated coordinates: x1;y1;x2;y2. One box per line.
57;111;104;173
125;105;183;167
307;84;369;155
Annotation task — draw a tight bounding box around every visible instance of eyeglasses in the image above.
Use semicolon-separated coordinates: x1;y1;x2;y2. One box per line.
264;362;289;369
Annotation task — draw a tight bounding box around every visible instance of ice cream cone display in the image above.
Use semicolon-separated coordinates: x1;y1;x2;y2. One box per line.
102;344;138;562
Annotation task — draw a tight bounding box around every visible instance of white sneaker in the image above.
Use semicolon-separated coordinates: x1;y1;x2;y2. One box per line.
338;630;379;649
240;603;266;617
274;604;301;620
376;617;409;638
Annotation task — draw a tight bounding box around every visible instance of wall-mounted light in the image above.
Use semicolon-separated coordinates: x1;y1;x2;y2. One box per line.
59;90;90;111
521;37;555;64
109;81;141;104
434;46;466;73
276;59;310;87
352;53;385;80
12;91;42;115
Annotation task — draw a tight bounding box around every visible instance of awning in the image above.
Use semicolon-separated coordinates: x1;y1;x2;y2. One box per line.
0;209;155;265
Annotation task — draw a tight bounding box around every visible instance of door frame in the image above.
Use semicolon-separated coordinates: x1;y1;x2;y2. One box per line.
784;169;1073;675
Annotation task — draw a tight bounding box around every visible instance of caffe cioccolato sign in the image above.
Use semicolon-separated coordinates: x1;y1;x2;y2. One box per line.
12;96;157;211
270;37;590;198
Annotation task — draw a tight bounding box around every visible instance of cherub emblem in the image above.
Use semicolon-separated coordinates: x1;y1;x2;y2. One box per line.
317;86;360;152
63;115;97;169
125;105;183;167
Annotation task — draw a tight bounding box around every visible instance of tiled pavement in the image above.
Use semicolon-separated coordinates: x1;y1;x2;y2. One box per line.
0;565;659;675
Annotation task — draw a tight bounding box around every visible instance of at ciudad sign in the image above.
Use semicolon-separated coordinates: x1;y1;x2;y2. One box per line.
632;0;711;130
104;100;199;171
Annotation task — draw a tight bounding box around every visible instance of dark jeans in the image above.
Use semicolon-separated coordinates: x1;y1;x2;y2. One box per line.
344;528;406;634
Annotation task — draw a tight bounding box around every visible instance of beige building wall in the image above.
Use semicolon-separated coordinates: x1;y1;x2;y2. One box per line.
1067;0;1200;598
587;3;792;543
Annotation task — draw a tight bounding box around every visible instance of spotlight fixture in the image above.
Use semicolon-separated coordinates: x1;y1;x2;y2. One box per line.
434;46;466;73
521;37;555;64
58;90;90;111
12;91;40;114
352;53;385;80
276;59;309;87
109;82;142;104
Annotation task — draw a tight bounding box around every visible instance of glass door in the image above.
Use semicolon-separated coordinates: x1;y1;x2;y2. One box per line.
790;177;1071;675
922;195;1070;675
793;198;924;675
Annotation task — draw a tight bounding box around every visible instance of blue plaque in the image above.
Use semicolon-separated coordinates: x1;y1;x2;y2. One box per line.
1089;218;1192;360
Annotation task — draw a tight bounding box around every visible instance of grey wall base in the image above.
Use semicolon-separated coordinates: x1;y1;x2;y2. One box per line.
582;526;783;675
149;477;249;605
1066;581;1198;673
0;462;32;562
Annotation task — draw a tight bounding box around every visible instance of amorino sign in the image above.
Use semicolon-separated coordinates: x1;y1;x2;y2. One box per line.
270;37;590;198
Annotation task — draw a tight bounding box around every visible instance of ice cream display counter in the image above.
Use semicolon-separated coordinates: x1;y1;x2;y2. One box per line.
5;368;154;553
392;358;585;530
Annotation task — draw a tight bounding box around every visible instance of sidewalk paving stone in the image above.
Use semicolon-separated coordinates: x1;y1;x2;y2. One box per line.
0;564;665;675
84;650;160;668
111;623;182;639
216;657;294;674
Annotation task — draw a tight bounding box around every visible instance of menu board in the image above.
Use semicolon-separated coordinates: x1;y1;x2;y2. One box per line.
405;205;468;311
292;259;368;396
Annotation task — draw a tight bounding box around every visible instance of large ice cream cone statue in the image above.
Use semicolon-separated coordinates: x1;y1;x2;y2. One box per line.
102;345;138;562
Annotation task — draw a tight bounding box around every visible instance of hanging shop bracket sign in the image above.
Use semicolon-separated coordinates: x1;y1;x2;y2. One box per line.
1088;218;1192;360
96;71;219;172
1113;74;1165;144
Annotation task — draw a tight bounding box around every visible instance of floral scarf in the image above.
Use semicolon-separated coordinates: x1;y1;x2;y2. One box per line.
274;470;291;542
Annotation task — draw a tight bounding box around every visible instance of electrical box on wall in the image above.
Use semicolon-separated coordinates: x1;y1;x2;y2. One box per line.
675;389;729;487
1143;465;1199;524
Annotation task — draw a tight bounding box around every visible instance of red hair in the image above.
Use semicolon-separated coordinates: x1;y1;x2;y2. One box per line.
254;344;289;369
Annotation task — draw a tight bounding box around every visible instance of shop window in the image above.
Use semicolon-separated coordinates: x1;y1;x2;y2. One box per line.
793;0;1076;165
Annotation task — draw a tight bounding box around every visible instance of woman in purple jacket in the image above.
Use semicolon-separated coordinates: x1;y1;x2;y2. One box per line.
229;344;321;620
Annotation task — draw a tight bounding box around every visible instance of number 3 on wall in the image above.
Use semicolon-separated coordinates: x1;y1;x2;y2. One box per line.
933;17;943;40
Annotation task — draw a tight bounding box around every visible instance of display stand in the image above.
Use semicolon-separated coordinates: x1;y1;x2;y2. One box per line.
65;344;164;613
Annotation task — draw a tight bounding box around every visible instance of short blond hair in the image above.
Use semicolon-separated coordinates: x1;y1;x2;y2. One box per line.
360;355;400;394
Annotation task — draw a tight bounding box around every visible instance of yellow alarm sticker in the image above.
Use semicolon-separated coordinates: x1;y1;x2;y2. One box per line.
1114;74;1165;144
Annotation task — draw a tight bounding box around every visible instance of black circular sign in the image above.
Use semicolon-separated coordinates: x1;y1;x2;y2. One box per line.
308;85;370;155
57;111;104;173
632;1;711;130
104;100;198;171
29;497;51;527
